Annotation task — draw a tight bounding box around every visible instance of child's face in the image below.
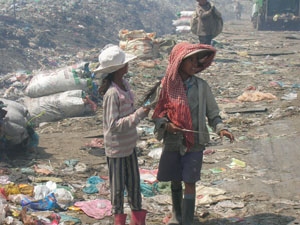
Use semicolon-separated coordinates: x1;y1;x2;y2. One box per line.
180;54;200;77
115;63;128;77
121;63;128;74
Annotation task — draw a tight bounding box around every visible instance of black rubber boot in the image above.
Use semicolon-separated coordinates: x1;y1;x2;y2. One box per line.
167;188;182;225
182;198;195;225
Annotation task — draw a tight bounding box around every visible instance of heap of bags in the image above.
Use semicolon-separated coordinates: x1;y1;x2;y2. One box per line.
22;62;97;126
172;11;194;34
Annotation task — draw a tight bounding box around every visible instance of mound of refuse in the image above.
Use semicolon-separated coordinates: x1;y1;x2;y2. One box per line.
0;0;195;75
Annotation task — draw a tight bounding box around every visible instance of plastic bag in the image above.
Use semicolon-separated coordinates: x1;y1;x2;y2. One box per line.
21;193;57;211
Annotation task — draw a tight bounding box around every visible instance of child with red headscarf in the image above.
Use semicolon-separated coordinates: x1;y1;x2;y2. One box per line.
151;42;234;225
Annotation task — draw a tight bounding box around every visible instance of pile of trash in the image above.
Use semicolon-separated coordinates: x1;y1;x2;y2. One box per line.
0;61;99;156
0;0;253;75
20;62;97;126
0;0;194;75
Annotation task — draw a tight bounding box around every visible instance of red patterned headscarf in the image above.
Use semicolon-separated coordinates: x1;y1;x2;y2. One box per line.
152;42;216;150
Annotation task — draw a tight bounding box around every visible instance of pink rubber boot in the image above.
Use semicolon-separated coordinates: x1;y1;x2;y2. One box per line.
115;214;127;225
129;210;147;225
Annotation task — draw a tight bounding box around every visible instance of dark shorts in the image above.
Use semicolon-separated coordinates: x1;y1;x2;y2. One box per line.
157;151;204;183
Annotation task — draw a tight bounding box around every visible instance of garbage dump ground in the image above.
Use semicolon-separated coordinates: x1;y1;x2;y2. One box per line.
1;2;300;225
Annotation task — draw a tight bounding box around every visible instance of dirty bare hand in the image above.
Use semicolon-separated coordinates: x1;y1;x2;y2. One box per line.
220;130;234;143
166;122;182;134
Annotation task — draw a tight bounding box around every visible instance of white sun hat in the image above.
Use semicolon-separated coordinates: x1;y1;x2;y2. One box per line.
94;44;136;77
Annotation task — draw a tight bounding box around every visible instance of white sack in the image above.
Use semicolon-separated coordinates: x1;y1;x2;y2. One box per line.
179;11;194;17
0;98;30;145
176;26;191;33
24;63;89;98
124;38;153;59
119;29;156;41
119;29;159;59
172;17;192;26
23;90;93;125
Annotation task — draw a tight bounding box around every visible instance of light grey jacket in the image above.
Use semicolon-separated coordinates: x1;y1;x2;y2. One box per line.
152;76;226;154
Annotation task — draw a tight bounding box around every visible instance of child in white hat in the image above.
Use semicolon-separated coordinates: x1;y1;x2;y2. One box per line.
96;44;149;225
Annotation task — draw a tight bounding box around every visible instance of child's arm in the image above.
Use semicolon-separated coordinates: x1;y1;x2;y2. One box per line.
205;83;226;134
104;92;149;132
205;85;234;142
153;117;168;141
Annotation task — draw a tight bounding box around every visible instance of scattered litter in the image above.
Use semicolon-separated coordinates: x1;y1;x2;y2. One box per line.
237;91;277;102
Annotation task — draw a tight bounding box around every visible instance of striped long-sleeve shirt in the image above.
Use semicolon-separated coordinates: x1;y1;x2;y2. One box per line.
103;80;147;158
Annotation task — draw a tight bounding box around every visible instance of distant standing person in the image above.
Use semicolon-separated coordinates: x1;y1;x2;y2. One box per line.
190;0;223;45
96;44;150;225
234;1;243;20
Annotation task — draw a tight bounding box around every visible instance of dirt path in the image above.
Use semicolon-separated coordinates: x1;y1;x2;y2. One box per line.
38;129;106;165
223;117;300;200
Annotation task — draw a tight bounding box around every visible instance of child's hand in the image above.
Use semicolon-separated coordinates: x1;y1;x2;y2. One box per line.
166;122;182;134
220;130;234;143
142;107;151;115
